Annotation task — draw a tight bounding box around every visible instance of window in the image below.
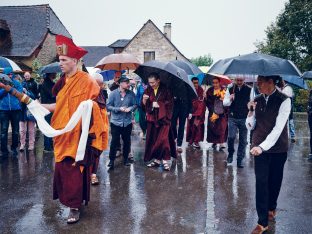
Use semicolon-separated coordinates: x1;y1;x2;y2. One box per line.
144;51;155;62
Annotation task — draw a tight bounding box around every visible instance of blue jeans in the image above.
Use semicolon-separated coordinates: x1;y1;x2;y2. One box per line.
0;110;21;154
227;118;248;161
289;119;296;139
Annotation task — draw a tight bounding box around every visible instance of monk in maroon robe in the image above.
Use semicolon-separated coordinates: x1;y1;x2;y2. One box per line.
141;73;176;171
186;77;206;148
206;77;228;149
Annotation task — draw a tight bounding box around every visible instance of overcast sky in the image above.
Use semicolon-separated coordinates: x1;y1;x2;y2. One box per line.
1;0;287;62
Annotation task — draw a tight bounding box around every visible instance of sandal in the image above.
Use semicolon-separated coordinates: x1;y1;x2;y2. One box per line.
67;208;80;224
163;162;171;171
147;161;160;168
91;175;99;185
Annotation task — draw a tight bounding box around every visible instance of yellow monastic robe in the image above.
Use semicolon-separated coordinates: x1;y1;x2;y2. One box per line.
51;71;108;163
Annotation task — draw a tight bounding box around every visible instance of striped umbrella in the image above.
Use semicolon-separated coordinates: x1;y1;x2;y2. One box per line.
0;56;22;73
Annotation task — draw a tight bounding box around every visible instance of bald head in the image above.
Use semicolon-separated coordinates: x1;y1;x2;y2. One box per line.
91;73;104;86
24;72;31;81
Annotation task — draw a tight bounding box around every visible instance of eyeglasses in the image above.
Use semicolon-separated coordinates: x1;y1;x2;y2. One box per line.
193;82;199;84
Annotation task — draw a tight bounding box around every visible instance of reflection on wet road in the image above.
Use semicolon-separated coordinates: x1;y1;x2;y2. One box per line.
0;118;312;234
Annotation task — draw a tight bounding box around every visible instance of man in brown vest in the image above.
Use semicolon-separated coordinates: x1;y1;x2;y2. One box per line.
246;75;291;234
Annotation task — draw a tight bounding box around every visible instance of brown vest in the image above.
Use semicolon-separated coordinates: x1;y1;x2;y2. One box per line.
252;90;289;153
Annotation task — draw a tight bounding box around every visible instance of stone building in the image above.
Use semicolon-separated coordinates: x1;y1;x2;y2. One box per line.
123;20;189;63
82;19;189;67
0;4;71;71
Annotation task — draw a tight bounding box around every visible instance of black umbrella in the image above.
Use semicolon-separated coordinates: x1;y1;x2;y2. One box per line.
170;60;203;75
134;60;197;99
208;52;301;77
38;62;62;75
302;71;312;79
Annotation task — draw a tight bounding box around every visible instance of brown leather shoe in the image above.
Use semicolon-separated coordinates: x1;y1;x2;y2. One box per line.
268;210;277;221
251;224;268;234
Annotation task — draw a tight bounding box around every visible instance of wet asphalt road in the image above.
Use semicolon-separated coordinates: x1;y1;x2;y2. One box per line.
0;115;312;234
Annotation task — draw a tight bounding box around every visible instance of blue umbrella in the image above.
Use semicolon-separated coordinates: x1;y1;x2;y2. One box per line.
38;62;62;75
100;70;126;81
302;71;312;79
282;75;308;89
0;56;22;72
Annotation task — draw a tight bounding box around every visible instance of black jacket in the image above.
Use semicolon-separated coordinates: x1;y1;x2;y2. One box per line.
22;79;39;99
39;78;56;104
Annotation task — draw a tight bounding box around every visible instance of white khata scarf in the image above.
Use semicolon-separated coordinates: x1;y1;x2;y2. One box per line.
27;100;93;162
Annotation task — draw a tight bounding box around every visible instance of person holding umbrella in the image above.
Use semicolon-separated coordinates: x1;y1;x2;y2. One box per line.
142;73;176;171
135;61;196;170
109;71;121;92
246;75;291;234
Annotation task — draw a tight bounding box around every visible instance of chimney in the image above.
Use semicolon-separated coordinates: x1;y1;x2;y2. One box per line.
163;23;171;41
0;19;11;48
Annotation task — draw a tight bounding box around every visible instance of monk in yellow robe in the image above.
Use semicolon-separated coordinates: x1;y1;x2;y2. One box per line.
43;35;108;224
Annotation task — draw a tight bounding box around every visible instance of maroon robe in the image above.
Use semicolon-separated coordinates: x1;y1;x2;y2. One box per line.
205;87;228;144
186;86;206;144
142;84;177;162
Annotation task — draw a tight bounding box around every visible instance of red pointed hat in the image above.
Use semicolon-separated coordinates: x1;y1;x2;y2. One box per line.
55;35;87;60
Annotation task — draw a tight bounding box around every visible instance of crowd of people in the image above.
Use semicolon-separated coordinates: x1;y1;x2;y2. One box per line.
0;34;311;233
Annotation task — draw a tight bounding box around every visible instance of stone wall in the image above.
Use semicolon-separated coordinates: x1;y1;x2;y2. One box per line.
123;21;188;63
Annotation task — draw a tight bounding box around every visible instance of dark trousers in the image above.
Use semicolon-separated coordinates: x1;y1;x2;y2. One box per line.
44;113;53;150
138;107;147;134
309;114;312;154
171;105;188;147
227;118;248;161
109;123;132;162
0;110;20;154
254;152;287;227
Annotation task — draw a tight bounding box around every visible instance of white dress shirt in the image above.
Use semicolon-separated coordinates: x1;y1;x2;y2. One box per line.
223;84;255;107
245;90;291;151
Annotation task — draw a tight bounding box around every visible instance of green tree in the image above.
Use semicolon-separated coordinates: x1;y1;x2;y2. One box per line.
191;54;214;67
31;58;42;82
255;0;312;71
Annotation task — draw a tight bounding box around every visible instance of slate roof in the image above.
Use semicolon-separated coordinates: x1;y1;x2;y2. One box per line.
108;39;130;48
81;46;114;67
0;4;71;57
